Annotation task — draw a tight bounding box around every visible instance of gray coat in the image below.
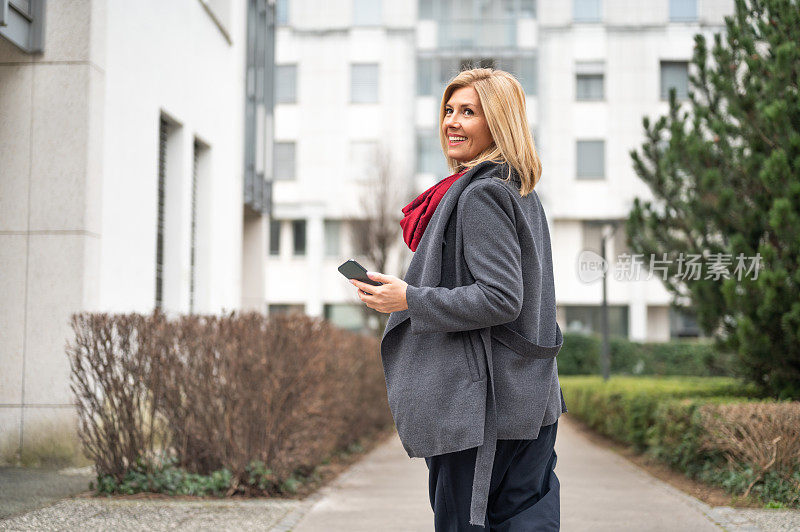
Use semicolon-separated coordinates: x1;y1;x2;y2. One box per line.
379;159;567;525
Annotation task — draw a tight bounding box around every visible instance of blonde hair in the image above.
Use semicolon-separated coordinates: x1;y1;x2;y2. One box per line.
439;67;542;196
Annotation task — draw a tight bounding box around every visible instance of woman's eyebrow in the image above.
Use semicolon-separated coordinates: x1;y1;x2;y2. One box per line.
445;102;477;107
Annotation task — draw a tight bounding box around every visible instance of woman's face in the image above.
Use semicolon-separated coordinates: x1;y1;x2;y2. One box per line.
442;85;494;163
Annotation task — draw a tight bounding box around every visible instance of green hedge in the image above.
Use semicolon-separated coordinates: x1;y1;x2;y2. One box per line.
557;332;738;377
561;376;757;451
560;376;800;508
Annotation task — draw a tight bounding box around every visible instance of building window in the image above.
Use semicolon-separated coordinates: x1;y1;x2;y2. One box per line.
438;57;460;97
613;224;629;260
573;0;601;22
417;57;433;96
324;303;367;332
660;61;689;100
421;0;536;21
268;303;305;315
0;0;45;53
353;0;381;25
506;55;538;96
269;219;281;256
416;131;446;175
576;74;603;100
461;56;494;70
520;0;537;18
576;140;605;179
576;61;604;100
415;55;539;99
276;0;289;25
351;63;379;103
669;0;697;22
669;307;702;338
244;0;273;214
439;19;516;48
155;117;169;310
276;64;297;104
190;139;202;314
416;56;458;97
324;219;341;257
582;221;605;255
419;56;536;98
563;305;629;337
349;219;370;256
274;141;296;180
292;219;306;256
418;0;434;19
583;220;626;259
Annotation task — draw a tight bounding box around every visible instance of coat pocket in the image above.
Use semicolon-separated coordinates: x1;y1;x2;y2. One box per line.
461;329;485;382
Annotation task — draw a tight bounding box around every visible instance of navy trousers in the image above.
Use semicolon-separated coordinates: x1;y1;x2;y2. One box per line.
424;419;560;531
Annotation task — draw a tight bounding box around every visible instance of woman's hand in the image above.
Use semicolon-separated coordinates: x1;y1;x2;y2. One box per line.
350;272;409;313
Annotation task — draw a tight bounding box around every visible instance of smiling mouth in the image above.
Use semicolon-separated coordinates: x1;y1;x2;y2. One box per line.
448;136;467;146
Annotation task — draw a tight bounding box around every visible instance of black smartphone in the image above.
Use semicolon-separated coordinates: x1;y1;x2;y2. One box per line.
338;259;383;287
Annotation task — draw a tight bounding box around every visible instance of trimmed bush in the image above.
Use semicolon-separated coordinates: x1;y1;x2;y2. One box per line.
558;332;739;377
561;376;800;507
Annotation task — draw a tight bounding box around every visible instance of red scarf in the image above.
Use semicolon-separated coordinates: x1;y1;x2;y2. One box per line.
400;168;468;251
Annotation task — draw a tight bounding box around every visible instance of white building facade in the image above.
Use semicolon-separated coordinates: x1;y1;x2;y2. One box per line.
0;0;274;459
268;0;733;339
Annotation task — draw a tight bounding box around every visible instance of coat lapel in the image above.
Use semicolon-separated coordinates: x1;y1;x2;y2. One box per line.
382;160;499;340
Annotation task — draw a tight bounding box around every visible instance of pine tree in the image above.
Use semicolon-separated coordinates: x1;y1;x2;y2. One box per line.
627;0;800;398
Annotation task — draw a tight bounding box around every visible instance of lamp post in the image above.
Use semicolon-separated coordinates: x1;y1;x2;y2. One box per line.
600;221;618;382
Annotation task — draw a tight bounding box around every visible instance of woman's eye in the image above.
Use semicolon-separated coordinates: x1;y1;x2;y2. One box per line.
445;108;473;116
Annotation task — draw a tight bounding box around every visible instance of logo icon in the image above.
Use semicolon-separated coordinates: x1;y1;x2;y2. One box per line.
577;250;607;283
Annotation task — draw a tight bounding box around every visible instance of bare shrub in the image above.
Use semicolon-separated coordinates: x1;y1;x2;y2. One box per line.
67;309;392;492
68;311;171;479
698;402;800;496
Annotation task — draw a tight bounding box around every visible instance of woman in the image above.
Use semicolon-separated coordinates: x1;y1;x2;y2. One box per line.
349;68;567;531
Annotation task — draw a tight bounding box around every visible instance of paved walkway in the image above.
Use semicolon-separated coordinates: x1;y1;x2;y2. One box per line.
3;416;799;531
289;415;795;532
0;466;93;519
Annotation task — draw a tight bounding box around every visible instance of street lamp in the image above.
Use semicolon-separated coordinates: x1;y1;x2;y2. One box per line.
600;221;619;381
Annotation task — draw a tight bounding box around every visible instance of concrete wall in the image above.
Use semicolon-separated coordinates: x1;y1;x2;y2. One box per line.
0;0;248;458
100;0;247;314
0;0;107;459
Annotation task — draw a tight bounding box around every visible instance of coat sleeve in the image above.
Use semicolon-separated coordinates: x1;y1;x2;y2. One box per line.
404;181;523;335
